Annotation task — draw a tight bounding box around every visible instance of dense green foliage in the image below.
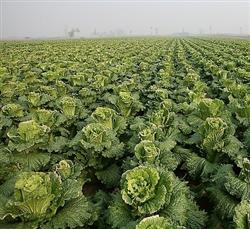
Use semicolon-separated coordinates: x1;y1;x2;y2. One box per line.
0;37;249;228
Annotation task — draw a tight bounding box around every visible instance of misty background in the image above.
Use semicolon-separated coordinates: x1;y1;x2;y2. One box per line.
1;0;250;39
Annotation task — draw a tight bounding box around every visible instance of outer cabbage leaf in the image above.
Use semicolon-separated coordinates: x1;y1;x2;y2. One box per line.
206;187;238;219
95;164;121;188
43;196;96;229
12;151;50;171
233;201;250;229
107;193;137;229
225;158;250;200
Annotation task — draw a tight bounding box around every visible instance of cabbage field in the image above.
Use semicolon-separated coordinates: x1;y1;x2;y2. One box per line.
0;38;249;229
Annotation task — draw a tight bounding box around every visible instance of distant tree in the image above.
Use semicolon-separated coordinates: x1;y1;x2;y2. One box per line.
209;25;212;35
155;28;158;35
150;26;153;35
68;28;80;38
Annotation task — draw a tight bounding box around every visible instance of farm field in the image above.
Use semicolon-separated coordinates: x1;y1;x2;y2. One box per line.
0;38;249;229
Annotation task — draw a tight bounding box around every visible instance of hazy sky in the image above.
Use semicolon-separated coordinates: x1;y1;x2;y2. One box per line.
1;0;250;38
